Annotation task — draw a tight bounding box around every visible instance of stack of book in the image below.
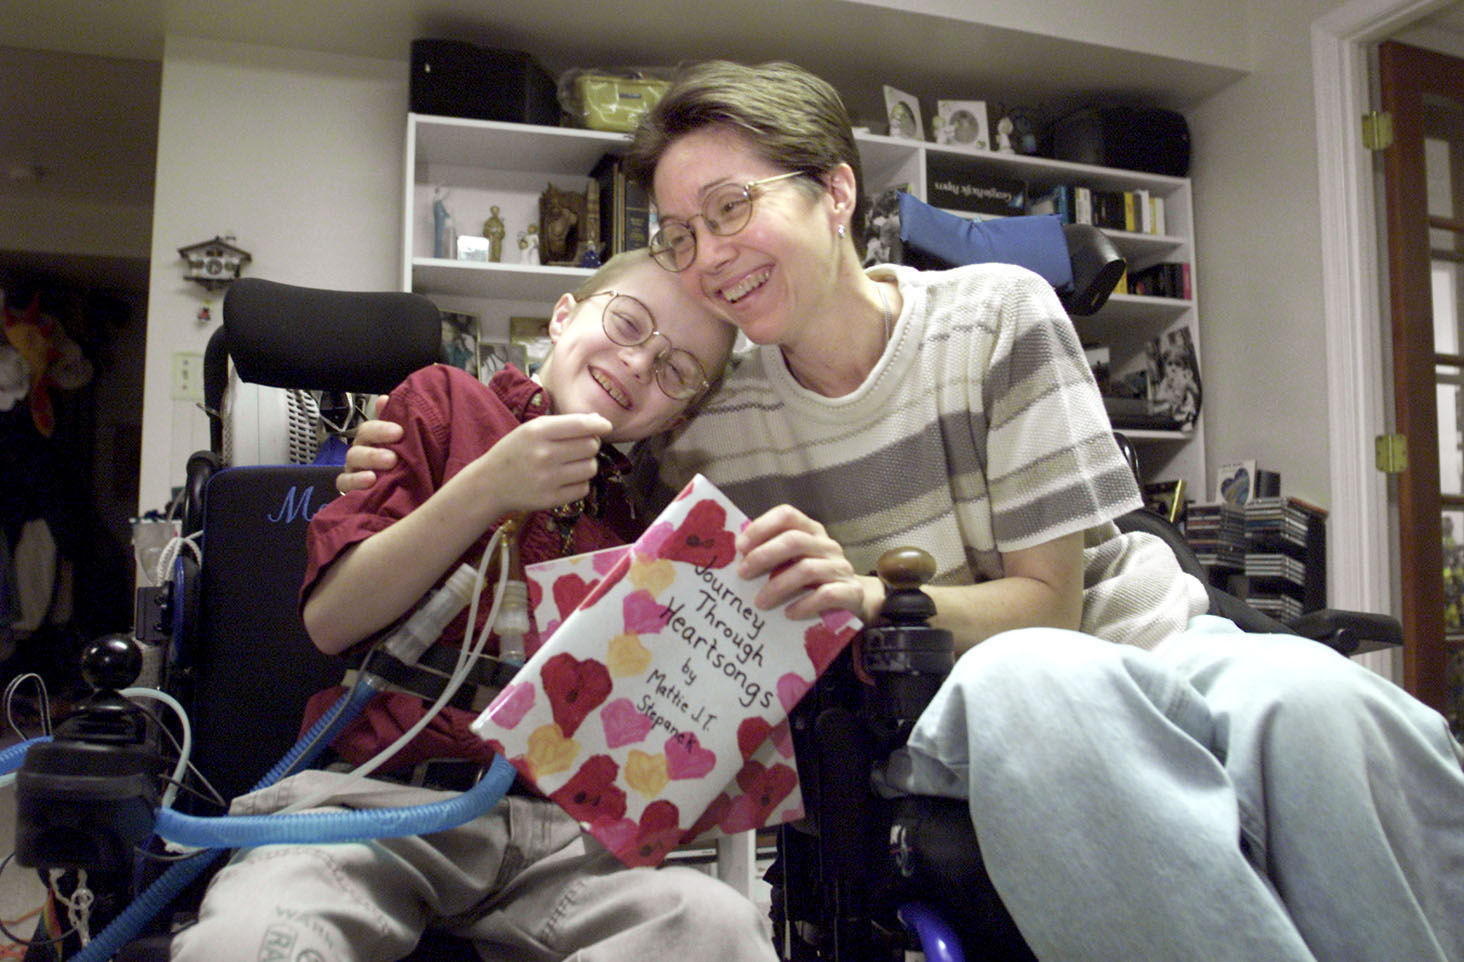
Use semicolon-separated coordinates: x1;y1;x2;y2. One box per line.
1185;502;1247;577
1028;184;1167;235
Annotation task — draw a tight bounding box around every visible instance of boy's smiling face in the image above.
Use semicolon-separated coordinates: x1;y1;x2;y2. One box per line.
539;265;734;444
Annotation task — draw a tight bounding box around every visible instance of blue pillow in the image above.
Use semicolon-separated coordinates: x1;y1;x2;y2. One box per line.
896;192;1073;292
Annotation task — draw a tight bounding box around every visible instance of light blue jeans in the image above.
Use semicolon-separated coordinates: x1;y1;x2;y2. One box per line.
883;616;1464;962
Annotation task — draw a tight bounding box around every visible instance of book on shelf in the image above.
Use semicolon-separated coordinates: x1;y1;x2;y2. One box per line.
1045;185;1166;235
1028;184;1075;224
1128;262;1191;300
924;153;1025;218
471;474;862;868
589;154;654;257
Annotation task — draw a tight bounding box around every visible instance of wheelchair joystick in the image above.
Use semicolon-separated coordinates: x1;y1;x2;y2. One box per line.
15;634;163;873
858;548;955;750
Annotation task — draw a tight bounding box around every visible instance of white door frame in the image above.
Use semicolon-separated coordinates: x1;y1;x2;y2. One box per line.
1312;0;1454;635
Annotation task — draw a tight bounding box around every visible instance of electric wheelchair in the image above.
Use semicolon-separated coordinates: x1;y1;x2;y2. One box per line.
8;205;1400;962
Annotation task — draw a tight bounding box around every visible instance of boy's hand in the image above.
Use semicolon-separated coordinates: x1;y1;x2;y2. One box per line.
479;413;612;515
338;395;398;494
735;505;879;622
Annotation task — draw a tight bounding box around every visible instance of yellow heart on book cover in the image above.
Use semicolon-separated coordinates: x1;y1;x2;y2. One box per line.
471;474;862;867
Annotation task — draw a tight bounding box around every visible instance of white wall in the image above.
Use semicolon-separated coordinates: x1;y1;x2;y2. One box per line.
138;36;406;512
1186;0;1352;505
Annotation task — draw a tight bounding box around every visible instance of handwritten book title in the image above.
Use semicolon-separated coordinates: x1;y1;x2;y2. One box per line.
470;474;861;867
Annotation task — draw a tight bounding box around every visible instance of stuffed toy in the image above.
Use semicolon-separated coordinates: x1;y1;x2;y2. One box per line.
2;294;94;437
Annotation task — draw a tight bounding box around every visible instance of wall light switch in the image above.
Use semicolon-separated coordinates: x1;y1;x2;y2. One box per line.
172;352;205;401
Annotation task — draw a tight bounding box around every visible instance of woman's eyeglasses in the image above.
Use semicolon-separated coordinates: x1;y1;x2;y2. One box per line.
590;291;710;400
648;171;805;272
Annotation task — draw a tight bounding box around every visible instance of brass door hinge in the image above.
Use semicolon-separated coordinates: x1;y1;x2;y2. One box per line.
1362;111;1394;151
1376;433;1408;474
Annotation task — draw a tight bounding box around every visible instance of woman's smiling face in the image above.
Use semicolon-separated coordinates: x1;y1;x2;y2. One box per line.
651;125;844;350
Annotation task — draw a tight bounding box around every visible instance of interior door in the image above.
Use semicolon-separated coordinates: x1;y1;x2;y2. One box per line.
1378;39;1464;729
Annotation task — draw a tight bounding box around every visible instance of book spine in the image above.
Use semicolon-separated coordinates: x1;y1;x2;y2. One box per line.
624;176;652;250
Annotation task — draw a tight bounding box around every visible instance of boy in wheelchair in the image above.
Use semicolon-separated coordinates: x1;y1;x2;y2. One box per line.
169;250;785;962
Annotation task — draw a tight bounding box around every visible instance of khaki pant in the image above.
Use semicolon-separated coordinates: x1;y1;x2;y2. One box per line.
170;770;776;962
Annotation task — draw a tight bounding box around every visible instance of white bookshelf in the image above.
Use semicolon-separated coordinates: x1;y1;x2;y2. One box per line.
402;113;1205;493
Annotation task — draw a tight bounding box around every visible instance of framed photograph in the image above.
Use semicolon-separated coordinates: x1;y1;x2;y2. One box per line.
510;316;553;374
1145;326;1202;427
478;340;530;382
933;100;990;149
1216;460;1257;506
883;85;924;141
456;235;490;262
440;310;479;376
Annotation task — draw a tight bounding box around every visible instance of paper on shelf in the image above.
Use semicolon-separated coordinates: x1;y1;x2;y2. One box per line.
471;474;862;866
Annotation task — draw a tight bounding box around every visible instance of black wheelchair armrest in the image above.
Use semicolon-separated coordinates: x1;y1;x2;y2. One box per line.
1285;608;1403;656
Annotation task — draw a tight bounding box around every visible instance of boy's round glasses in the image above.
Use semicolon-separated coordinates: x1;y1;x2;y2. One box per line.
649;171;805;272
590;291;710;400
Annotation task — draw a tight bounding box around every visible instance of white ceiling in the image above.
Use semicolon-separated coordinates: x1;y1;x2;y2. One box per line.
3;0;1463;292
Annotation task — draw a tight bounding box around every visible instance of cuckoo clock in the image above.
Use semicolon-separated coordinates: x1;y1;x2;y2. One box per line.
179;235;252;291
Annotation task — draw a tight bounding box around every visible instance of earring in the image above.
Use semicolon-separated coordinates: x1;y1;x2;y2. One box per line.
837;224;847;238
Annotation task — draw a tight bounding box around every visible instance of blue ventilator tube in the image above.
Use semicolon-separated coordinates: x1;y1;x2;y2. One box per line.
67;681;377;962
67;560;503;962
0;737;50;776
153;753;516;847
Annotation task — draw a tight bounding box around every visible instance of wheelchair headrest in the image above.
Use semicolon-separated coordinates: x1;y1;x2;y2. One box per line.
897;193;1074;292
221;278;443;394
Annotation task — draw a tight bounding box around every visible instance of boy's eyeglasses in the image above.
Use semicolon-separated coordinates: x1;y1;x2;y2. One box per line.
590;291;710;400
648;171;805;273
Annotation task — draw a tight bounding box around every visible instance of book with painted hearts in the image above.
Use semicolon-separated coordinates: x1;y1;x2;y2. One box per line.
470;474;862;867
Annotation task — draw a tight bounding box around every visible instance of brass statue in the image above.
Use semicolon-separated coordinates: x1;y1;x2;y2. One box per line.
539;184;586;266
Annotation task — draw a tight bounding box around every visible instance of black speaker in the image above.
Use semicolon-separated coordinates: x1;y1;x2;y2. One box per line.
1048;106;1191;177
410;39;561;126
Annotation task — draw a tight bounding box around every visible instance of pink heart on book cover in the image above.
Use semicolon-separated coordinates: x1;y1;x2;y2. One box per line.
601;697;655;748
488;682;535;730
664;731;717;780
542;652;612;737
776;672;811;715
550;754;627;822
623;589;673;635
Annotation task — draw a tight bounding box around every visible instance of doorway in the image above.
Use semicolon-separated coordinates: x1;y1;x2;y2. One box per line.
1377;39;1464;727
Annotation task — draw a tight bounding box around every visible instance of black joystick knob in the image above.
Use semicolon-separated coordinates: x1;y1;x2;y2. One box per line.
875;547;939;624
81;634;143;692
859;547;955;748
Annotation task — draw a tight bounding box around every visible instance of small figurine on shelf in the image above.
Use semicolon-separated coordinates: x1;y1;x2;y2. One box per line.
518;225;540;265
539;183;585;265
483;206;506;262
995;116;1016;153
432;187;457;259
